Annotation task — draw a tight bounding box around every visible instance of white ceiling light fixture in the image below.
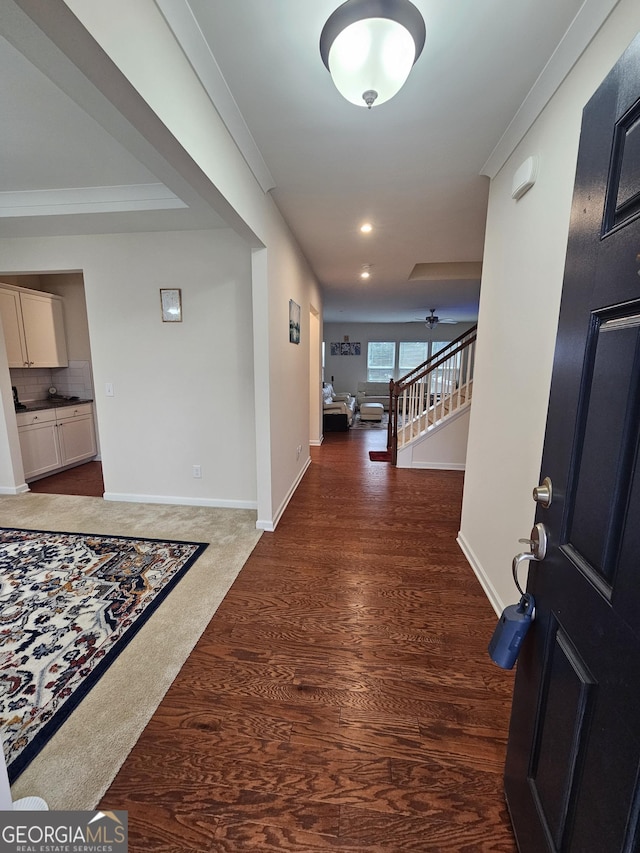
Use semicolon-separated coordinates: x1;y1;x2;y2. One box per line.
320;0;426;109
360;264;372;279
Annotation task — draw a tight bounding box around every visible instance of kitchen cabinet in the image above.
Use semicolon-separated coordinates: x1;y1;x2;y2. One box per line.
16;408;60;480
17;403;96;481
56;405;97;467
0;285;68;368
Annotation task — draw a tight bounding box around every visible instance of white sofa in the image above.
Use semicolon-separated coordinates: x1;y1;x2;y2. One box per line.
323;384;356;431
356;381;392;410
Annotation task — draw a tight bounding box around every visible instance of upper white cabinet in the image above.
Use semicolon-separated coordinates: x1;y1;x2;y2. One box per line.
0;285;68;368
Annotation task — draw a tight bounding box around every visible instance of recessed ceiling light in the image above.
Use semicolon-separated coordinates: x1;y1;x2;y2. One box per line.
360;264;371;279
360;223;373;233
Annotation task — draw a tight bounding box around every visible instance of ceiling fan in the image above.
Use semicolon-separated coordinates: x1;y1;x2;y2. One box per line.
417;309;459;330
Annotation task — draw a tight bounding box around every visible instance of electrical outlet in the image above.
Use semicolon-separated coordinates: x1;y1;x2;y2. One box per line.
192;465;202;478
296;445;301;460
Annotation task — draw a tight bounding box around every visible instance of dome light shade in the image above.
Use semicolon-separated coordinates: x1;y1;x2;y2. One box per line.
320;0;426;108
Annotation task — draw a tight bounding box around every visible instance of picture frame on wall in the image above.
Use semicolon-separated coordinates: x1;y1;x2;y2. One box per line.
160;288;182;322
330;341;361;355
289;299;300;344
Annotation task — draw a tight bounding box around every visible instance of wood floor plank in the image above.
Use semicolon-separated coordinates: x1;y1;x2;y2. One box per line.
99;429;516;851
338;803;515;852
212;821;388;852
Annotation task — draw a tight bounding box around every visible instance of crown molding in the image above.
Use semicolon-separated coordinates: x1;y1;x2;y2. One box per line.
154;0;275;194
0;184;186;217
481;0;622;179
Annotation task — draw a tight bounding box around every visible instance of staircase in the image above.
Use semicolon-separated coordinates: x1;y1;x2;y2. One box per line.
387;326;477;466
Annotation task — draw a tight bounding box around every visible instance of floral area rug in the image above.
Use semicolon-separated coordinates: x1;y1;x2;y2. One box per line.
0;527;207;781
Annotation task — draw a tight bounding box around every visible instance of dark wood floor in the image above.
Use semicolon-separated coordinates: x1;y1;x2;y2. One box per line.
27;461;104;497
99;428;517;851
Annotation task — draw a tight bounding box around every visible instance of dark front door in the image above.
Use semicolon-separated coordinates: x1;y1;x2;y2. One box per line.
504;31;640;853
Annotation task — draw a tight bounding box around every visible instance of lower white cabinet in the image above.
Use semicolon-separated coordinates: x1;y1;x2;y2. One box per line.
17;409;60;479
56;405;97;467
17;403;96;481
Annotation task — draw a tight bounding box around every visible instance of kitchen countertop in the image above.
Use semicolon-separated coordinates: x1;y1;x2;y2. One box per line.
17;398;93;413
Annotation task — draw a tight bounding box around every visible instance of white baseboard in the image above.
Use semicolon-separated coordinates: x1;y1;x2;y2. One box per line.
457;531;506;617
103;492;258;510
409;461;466;470
257;455;311;532
0;483;30;495
309;439;323;447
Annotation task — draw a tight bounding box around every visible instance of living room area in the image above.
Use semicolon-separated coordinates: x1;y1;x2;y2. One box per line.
322;320;477;458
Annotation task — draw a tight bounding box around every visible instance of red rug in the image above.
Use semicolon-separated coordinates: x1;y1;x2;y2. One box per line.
369;450;391;462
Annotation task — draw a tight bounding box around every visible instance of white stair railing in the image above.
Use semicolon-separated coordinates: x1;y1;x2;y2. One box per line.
389;327;476;463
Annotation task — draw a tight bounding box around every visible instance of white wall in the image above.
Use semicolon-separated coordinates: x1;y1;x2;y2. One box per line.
324;321;475;394
0;229;258;507
397;407;470;471
260;202;322;528
17;0;324;527
309;308;322;446
459;0;640;614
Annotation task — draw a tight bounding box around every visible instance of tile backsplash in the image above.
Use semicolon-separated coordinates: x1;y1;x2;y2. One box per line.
11;361;94;403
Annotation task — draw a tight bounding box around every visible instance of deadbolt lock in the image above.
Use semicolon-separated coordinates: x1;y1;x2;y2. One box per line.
533;476;553;508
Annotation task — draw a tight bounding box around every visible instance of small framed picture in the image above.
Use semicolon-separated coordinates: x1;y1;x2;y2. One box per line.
160;288;182;322
289;299;300;344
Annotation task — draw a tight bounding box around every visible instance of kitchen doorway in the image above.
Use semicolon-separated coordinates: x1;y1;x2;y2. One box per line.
27;461;103;497
2;271;100;498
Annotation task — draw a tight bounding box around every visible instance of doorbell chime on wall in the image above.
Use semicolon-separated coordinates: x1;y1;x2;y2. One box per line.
511;155;538;200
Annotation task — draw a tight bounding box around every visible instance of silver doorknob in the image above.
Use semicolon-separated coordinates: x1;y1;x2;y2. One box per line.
532;476;552;508
512;522;549;595
518;522;548;560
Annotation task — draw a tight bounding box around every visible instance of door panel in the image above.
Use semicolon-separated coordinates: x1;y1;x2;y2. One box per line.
58;415;97;466
605;98;640;231
529;626;595;850
568;310;640;588
504;31;640;853
0;289;27;368
568;692;640;850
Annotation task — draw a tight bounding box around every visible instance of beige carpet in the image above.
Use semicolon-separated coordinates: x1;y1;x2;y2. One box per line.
0;493;261;810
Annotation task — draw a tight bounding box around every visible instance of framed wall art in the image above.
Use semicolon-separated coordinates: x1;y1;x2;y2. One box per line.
289;299;300;344
160;288;182;322
330;341;361;355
